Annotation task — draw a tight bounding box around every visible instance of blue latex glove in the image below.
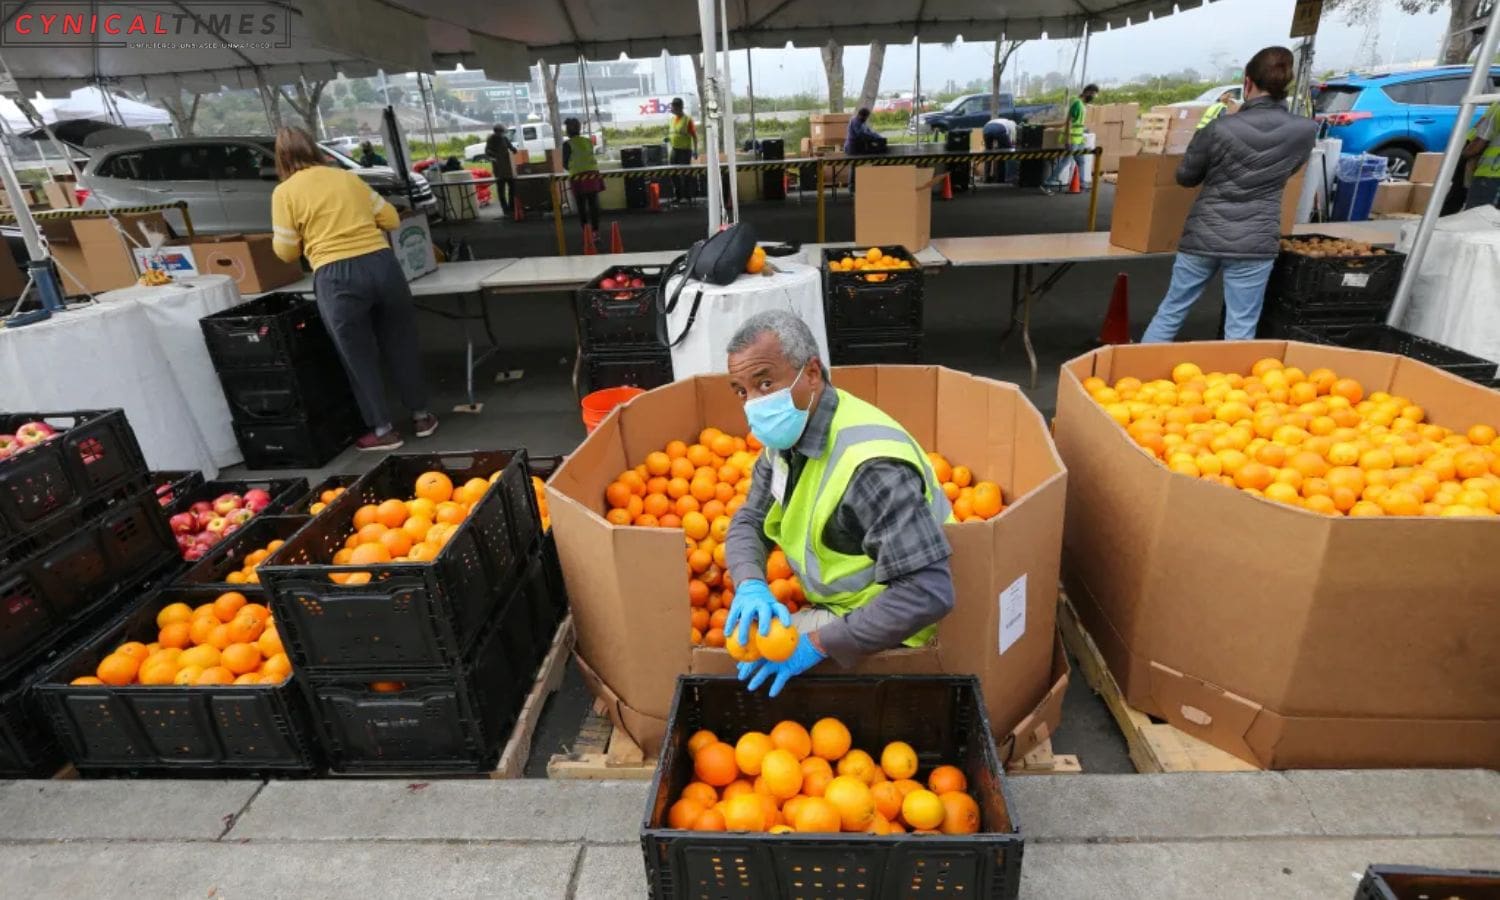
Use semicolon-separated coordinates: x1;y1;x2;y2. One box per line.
724;578;790;646
738;633;826;698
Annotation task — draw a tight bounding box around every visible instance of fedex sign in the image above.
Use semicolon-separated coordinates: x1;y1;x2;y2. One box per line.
637;97;682;116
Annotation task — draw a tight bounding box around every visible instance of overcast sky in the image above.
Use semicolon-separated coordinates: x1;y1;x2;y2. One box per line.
714;0;1449;96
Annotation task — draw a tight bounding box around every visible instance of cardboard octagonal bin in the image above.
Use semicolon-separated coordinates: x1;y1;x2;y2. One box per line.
1055;340;1500;769
547;366;1070;760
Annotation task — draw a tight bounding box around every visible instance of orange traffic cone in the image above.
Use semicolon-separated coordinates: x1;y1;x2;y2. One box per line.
941;174;954;201
1068;160;1082;195
647;182;662;213
582;225;597;255
609;222;624;254
1097;273;1131;345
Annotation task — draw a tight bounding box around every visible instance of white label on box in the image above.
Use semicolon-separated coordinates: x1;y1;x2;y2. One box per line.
1341;272;1371;289
998;574;1027;655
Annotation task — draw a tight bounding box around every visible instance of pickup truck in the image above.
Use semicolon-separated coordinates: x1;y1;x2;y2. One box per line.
921;93;1054;135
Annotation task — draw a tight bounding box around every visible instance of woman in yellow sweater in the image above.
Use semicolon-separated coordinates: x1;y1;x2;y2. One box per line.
271;127;436;451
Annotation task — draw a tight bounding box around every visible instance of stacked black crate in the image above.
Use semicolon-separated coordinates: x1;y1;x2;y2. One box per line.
1255;238;1408;339
822;247;926;365
200;292;362;469
576;265;675;395
761;138;786;200
259;450;567;773
0;409;175;775
621;146;649;210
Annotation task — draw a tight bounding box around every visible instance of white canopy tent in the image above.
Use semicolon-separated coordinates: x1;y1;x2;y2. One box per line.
47;87;171;127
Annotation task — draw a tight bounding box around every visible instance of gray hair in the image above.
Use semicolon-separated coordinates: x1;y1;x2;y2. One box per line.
727;309;819;368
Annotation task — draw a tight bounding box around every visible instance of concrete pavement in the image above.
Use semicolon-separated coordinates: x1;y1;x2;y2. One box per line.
2;770;1495;898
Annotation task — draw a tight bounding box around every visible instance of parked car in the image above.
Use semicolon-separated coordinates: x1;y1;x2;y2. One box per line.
1171;84;1244;107
78;137;437;233
921;93;1054;135
465;121;602;162
1313;65;1500;179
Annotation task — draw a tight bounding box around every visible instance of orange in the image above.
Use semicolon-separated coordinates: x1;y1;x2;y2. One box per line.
793;796;842;833
810;717;852;761
457;477;491;506
879;741;919;780
824;776;876;831
70;676;104;686
642;493;671;519
359;521;389;544
665;439;689;459
681;782;719;808
893;778;924;798
760;749;803;800
195;666;236;685
801;756;833;779
605;508;632;526
692;809;727;831
1331;378;1364;404
769;721;812;760
604;481;632;510
694;741;739;786
688;549;711;574
259;652;292;682
402;515;434;542
155;602;193;628
1468;424;1498;446
379;529;413;558
112;641;149;663
682;511;709;541
415;471;454;503
347;543;391;567
766;550;794;582
352;504;381;530
735;731;775;776
375;498;408;529
938;791;981;834
722;779;754;802
802;769;833;799
226;614;264;644
96;653;139;686
687;443;715;468
234;673;263;685
951;465;973;488
836;749;878;785
669;797;707;829
172;665;205;685
179;644;220;670
971;482;1003;519
724;630;760;662
645;451;672;477
871;781;904;821
953;496;975;521
221;642;261;675
690;478;716;503
205;623;233;651
927;765;967;795
901;789;945;830
158;622;192;650
618;471;647;497
754;620;799;663
722;794;767;832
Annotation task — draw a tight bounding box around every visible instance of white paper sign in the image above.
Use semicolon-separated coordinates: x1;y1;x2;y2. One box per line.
1341;272;1371;289
998;574;1027;655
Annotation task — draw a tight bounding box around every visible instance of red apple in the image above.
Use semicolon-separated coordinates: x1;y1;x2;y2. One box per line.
0;434;19;458
169;512;197;535
600;277;618;290
226;508;254;526
223;523;241;536
631;277;645;288
195;510;219;531
243;488;271;507
213;493;243;516
183;546;206;561
14;422;56;446
191;500;213;515
175;533;196;551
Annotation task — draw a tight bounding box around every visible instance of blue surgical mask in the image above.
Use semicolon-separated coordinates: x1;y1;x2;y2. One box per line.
745;368;810;451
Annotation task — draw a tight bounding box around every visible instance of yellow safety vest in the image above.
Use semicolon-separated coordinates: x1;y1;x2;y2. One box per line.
1068;98;1086;146
761;389;954;647
1471;103;1500;180
1197;103;1227;130
669;114;695;151
565;135;597;175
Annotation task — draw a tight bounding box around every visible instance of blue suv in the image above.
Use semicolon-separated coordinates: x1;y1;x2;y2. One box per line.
1313;66;1500;179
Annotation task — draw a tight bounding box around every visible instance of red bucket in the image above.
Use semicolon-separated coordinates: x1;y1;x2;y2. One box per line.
581;386;644;433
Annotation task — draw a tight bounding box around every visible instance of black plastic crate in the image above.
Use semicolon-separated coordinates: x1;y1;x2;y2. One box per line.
147;470;206;511
200;292;329;371
1269;239;1405;312
1355;865;1500;900
823;246;926;335
1289;323;1500;386
176;515;310;592
0;486;176;681
35;587;319;775
576;265;668;350
259;451;538;673
0;409;148;545
161;477;307;521
830;331;924;366
232;405;362;470
303;567;549;774
583;349;674;395
643;675;1023;900
1257;303;1392;339
0;666;62;777
215;354;354;423
286;474;361;515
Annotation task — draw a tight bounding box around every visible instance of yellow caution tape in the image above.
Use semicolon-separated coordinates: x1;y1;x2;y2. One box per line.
514;148;1102;183
0;200;189;223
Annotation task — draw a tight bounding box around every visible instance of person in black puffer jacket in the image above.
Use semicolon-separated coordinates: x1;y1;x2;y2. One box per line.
1142;46;1318;342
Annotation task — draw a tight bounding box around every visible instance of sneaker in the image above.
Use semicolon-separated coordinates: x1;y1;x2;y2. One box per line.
355;430;404;452
413;413;439;438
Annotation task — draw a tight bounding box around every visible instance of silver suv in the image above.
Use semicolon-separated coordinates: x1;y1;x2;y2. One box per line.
79;137;437;234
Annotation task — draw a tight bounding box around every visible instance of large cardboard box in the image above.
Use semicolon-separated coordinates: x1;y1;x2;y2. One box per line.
41;212;174;295
1055;341;1500;769
40;178;78;210
855;165;933;252
1110;156;1302;253
1408;182;1436;214
810;113;852;149
1372;181;1415;216
192;234;304;293
547;367;1071;759
0;238;26;301
1410;152;1444;185
387;210;436;282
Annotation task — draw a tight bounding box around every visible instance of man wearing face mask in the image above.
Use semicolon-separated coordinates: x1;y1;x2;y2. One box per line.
722;310;955;697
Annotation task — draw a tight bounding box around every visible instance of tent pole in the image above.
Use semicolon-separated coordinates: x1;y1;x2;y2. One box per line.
747;48;756;143
1078;22;1092;91
720;0;739;223
1386;4;1500;326
697;0;723;234
914;37;923;141
420;72;440;164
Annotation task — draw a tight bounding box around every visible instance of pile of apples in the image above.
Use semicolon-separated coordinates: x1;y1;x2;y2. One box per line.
598;268;648;298
168;489;275;562
0;421;59;460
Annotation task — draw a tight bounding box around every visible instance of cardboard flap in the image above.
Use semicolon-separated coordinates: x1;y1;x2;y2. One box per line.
1000;629;1071;762
1149;660;1265;767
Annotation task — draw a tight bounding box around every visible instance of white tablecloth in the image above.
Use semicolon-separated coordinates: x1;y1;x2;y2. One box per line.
664;259;830;379
0;275;243;477
1396;206;1500;376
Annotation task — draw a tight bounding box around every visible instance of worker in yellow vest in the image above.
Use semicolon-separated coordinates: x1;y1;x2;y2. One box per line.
1044;83;1098;194
723;310;955;696
667;97;698;205
1462;101;1500;210
562;118;604;249
1197;91;1237;130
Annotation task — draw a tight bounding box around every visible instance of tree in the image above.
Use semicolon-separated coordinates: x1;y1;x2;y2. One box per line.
278;79;329;136
541;60;564;169
350;78;377;104
856;40;885;112
820;40;845;112
991;39;1026;116
1325;0;1483;65
160;89;202;136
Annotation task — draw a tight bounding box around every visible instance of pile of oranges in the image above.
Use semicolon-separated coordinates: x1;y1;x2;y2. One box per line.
1086;357;1500;517
666;717;982;835
222;538;285;585
327;470;498;582
827;247;914;284
926;452;1006;522
532;475;551;532
306;485;346;516
70;591;290;687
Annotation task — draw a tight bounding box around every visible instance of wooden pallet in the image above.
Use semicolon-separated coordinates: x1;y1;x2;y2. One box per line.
547;703;658;781
1005;739;1082;775
1057;595;1257;774
491;614;577;779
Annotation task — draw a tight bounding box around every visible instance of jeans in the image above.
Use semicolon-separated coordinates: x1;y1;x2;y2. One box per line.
496;177;514;213
670;147;694;201
983;130;1012;182
574;188;600;232
313;248;430;431
1141;252;1277;343
1046;142;1086;188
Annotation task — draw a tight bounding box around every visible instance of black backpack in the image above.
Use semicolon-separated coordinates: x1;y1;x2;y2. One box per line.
658;222;759;347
